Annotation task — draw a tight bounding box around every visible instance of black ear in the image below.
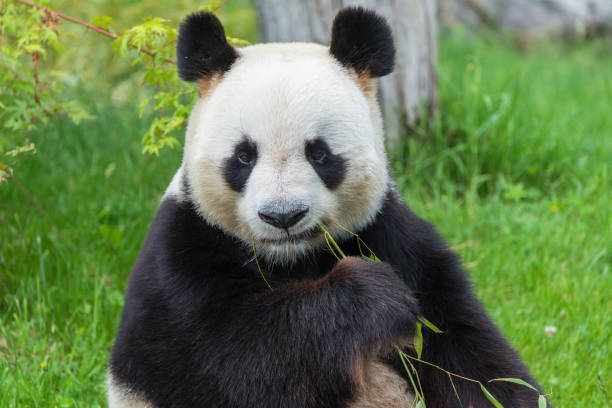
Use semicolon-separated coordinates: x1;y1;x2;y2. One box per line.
176;11;238;82
329;7;395;77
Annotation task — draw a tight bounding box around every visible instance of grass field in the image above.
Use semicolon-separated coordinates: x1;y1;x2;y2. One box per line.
1;23;611;408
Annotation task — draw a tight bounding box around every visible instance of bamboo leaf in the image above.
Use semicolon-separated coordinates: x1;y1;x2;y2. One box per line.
361;254;380;263
418;316;443;333
479;384;503;408
251;239;272;290
414;322;423;359
448;373;463;408
538;395;547;408
397;350;421;399
319;225;346;259
489;378;538;391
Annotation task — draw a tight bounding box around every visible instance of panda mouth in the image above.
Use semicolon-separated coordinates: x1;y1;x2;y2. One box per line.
260;225;322;244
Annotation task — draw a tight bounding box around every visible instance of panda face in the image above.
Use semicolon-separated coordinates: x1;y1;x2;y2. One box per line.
183;44;390;263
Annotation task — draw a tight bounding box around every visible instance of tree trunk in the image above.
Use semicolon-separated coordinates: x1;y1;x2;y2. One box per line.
253;0;438;146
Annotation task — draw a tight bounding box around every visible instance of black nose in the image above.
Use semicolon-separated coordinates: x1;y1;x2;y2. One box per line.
258;207;309;229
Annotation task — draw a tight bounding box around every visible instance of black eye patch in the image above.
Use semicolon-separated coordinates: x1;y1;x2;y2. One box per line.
223;139;258;192
305;138;346;190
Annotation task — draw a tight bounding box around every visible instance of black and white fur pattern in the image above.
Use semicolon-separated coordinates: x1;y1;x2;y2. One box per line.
181;39;389;264
108;7;548;408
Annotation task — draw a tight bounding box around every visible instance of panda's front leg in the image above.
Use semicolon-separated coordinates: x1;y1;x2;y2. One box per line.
209;256;418;408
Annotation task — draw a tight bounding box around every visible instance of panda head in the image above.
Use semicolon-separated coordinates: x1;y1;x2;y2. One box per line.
175;7;395;263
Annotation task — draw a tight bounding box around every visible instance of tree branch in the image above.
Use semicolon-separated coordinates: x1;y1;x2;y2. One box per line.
13;0;176;64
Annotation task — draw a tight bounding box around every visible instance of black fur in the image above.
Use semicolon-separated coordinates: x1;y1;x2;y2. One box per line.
110;197;418;407
223;139;258;192
330;7;395;77
110;191;549;407
305;138;346;190
176;11;238;82
357;191;548;407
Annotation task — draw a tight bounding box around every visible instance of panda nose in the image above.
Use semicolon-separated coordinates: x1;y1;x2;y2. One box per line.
258;207;309;229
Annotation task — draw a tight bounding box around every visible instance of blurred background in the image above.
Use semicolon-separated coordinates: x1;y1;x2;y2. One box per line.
0;0;610;406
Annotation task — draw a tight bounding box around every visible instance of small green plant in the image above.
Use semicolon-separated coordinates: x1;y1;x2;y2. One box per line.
0;0;247;182
0;1;92;182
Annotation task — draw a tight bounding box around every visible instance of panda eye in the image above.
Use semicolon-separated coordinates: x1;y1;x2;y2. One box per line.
308;149;327;165
237;151;252;165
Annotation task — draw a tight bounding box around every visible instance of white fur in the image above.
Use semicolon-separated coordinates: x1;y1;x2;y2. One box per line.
182;43;390;264
352;361;414;408
107;372;154;408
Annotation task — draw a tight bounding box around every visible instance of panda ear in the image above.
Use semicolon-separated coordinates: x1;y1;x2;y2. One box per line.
329;7;395;78
176;11;238;86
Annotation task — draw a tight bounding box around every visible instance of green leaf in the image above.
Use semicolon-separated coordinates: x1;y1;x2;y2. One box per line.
92;15;114;31
418;316;443;333
479;384;503;408
414;322;423;359
200;1;221;12
415;398;425;408
360;254;380;263
98;224;123;246
227;36;250;47
319;225;346;259
397;349;423;403
538;395;547;408
489;378;538;391
448;373;463;407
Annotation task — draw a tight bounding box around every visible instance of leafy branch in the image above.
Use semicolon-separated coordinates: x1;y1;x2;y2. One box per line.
1;0;244;182
13;0;176;64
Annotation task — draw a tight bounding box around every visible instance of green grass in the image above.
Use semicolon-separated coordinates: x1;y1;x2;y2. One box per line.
0;101;181;406
1;30;611;407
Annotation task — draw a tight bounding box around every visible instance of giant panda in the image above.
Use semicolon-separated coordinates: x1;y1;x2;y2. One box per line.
108;7;549;408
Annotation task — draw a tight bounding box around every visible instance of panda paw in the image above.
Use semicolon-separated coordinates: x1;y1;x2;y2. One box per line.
327;256;419;345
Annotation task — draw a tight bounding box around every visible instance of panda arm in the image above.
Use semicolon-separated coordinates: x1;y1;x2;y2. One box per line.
199;256;418;408
363;192;549;407
112;199;418;407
